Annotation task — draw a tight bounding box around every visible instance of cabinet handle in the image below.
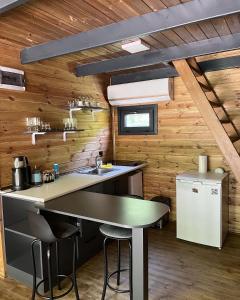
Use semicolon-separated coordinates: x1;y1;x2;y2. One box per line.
192;188;198;193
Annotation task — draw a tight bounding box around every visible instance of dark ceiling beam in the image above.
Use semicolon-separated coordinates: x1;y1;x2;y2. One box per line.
76;33;240;77
199;55;240;72
111;55;240;85
21;0;240;64
0;0;29;14
111;67;178;85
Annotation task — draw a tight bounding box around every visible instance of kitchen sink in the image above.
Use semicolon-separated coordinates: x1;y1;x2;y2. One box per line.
88;168;115;175
75;167;116;176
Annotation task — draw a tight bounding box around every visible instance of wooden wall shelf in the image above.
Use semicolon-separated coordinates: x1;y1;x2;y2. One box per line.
69;106;107;118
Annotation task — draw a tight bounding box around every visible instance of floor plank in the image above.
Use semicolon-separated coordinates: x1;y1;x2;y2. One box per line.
0;223;240;299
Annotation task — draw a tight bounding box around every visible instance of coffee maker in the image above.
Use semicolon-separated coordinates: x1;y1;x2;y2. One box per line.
12;156;31;191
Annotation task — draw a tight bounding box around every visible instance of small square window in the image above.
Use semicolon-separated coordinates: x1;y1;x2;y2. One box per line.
118;105;158;135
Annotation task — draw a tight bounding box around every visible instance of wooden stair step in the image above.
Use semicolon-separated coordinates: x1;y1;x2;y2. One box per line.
187;58;203;76
205;91;219;102
213;107;228;120
233;139;240;153
205;92;222;107
230;136;240;143
190;66;202;77
210;101;221;108
198;81;212;92
222;123;239;137
220;119;231;124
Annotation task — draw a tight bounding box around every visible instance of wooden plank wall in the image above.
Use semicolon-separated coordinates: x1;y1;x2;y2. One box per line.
114;55;240;234
0;42;112;189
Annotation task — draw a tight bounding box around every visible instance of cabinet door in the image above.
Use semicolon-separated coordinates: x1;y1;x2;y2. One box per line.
177;181;221;247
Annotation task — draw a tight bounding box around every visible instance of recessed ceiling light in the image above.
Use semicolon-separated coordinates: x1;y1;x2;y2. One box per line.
121;39;150;53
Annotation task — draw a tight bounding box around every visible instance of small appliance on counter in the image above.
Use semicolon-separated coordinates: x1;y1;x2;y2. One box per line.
12;156;31;191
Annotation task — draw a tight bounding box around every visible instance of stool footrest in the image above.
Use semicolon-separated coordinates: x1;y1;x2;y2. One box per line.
36;275;74;300
107;268;130;293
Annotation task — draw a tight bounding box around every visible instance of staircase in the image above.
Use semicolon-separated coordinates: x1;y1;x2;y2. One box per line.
173;58;240;182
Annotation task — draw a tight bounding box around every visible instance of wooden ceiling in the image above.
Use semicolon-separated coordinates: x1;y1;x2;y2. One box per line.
0;0;239;65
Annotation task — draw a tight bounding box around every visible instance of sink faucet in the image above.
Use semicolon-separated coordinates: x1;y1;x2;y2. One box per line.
95;151;103;169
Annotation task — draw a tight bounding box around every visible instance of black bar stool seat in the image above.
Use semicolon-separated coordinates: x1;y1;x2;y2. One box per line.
28;211;80;300
100;224;132;240
49;222;79;239
100;224;132;300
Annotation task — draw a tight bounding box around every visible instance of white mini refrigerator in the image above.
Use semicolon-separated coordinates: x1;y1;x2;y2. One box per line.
176;172;229;249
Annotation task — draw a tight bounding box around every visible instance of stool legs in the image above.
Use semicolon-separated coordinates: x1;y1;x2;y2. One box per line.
56;241;61;290
101;237;109;300
101;238;132;300
72;236;80;300
31;239;38;300
128;241;132;300
47;244;54;300
117;240;121;286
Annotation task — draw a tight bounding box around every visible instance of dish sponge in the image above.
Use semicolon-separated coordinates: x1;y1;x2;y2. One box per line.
101;163;113;169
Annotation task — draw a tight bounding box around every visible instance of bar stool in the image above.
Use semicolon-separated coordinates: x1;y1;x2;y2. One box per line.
28;211;80;300
100;224;132;300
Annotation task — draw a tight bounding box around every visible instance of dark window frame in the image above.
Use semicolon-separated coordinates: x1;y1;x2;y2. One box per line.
117;104;158;135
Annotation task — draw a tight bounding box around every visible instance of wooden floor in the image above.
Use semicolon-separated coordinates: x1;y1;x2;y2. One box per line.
0;223;240;300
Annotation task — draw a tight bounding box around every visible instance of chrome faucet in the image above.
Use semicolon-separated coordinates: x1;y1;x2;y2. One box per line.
95;151;103;169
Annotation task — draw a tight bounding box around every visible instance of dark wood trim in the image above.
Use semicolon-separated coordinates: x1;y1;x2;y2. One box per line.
76;34;240;76
0;0;29;15
111;56;240;84
20;0;240;64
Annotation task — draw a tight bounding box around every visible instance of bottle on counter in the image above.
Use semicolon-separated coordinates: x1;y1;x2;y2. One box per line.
95;151;103;169
31;166;42;186
53;163;60;179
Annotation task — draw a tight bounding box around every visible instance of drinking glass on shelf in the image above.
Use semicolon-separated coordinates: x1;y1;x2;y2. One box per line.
26;117;41;132
68;99;74;108
70;118;77;130
63;118;70;130
77;99;83;107
26;117;33;132
40;121;44;132
45;123;51;131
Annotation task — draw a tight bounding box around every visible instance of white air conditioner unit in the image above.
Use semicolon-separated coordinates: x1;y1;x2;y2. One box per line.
107;78;173;106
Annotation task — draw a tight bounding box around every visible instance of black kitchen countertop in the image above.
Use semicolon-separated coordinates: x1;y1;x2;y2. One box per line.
37;190;169;229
